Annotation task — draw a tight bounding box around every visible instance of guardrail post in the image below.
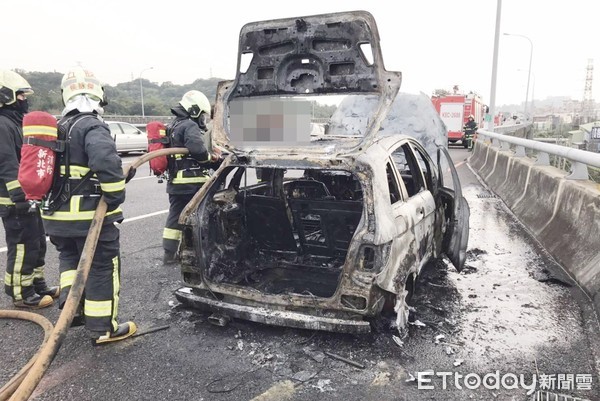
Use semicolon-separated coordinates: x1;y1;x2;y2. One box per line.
567;162;589;180
535;152;550;166
514;145;526;157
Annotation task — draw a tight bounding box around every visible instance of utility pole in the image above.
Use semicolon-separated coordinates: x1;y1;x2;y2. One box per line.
582;59;594;124
139;67;153;118
487;0;502;130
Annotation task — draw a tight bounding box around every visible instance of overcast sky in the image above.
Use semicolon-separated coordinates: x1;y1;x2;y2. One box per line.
3;0;598;107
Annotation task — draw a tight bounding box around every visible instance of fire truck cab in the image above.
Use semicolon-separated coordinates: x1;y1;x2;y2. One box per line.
431;92;485;146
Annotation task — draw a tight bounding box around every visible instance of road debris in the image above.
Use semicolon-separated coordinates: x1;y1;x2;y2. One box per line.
131;324;170;338
434;334;445;344
453;359;464;367
303;347;325;363
392;335;404;347
208;313;231;327
324;351;365;369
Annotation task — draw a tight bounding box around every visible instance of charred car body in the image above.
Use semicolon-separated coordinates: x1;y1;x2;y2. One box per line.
175;11;469;334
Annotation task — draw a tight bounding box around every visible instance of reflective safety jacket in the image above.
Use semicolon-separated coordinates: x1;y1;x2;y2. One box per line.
42;111;125;237
0;108;26;217
166;107;211;195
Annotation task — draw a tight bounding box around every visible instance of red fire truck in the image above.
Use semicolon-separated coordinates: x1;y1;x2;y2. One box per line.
431;92;486;147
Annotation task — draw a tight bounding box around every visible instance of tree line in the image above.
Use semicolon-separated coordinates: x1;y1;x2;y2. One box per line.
17;70;222;116
16;70;336;118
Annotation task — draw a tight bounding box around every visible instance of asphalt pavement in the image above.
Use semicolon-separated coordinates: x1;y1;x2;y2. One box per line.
0;148;599;401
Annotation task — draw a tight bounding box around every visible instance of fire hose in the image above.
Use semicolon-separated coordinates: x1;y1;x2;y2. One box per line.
0;147;189;401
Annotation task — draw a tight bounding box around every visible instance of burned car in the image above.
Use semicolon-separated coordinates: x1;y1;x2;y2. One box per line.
175;11;469;334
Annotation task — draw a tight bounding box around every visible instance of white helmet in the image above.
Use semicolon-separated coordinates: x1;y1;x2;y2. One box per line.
0;70;34;106
179;90;210;118
60;66;105;105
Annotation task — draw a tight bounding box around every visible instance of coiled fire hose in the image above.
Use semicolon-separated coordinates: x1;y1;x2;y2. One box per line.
0;148;189;401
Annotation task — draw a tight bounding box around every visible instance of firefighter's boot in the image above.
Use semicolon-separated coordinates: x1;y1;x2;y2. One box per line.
71;303;86;328
34;278;60;299
93;321;137;345
13;293;53;310
163;251;177;265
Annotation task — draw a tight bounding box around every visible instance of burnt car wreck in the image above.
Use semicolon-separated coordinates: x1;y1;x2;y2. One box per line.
175;10;470;334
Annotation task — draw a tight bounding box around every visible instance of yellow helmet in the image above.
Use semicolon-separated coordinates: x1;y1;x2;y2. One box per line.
179;90;210;118
60;66;105;105
0;70;34;106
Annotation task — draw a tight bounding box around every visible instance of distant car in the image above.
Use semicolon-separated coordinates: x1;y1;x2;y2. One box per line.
174;11;470;335
106;121;148;154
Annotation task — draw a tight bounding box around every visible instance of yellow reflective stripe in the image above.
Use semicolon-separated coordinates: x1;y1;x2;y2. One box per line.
23;125;58;137
4;272;12;285
100;180;125;193
0;197;14;205
172;176;209;184
70;195;80;213
13;244;25;300
6;180;21;191
21;273;34;287
42;207;122;221
159;129;166;136
33;267;44;279
59;165;92;177
163;228;182;241
84;299;113;318
172;170;209;184
60;270;76;289
111;256;120;331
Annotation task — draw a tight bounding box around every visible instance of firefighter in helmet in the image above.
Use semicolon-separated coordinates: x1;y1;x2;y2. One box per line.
462;114;478;150
162;90;220;264
0;70;59;309
42;66;136;344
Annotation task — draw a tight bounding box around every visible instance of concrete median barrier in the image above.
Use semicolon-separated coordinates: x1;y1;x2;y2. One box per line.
469;142;600;311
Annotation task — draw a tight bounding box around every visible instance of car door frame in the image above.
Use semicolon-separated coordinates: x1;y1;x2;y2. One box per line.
391;140;437;265
435;146;470;271
375;139;436;294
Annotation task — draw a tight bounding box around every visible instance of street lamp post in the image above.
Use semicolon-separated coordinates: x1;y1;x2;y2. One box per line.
139;67;153;118
504;33;533;119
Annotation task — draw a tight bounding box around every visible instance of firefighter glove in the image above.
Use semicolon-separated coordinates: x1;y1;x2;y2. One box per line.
13;201;35;214
106;202;120;212
125;167;137;183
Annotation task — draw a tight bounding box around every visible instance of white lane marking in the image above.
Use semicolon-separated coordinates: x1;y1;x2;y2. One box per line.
0;209;169;253
122;209;168;223
130;175;158;182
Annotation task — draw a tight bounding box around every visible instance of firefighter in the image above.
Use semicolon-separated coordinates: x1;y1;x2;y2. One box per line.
0;70;58;309
463;114;478;150
162;90;220;264
42;66;135;344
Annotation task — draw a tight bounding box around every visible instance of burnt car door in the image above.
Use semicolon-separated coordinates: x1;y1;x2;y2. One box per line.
391;142;437;263
436;147;470;271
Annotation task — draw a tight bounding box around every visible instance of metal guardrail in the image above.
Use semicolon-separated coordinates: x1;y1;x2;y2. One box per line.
492;121;532;134
477;129;600;180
